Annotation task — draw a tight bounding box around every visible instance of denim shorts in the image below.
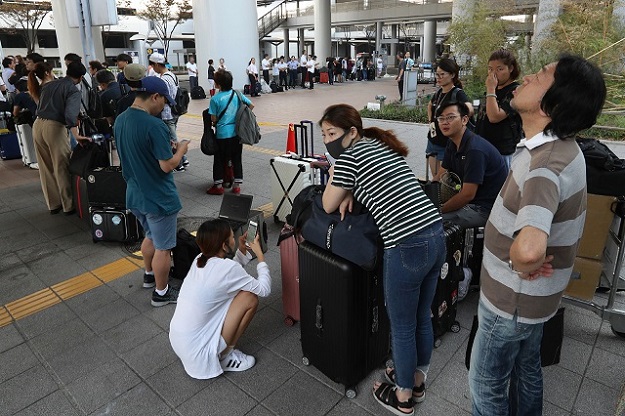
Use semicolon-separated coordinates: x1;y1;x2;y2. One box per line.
425;140;446;161
131;209;177;250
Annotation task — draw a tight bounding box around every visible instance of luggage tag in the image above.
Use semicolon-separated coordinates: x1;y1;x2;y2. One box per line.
429;122;437;138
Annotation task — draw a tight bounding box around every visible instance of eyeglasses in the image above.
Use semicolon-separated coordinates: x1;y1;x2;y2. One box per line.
436;114;461;124
435;72;449;78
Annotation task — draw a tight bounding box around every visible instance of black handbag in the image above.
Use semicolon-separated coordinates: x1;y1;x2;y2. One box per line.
69;140;110;179
465;307;565;370
301;194;380;270
201;92;235;156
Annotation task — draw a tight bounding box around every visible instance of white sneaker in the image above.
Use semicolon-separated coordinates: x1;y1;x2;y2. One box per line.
458;267;472;301
220;349;255;372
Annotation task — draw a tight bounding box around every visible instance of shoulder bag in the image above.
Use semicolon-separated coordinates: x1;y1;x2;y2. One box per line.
301;194;380;271
200;91;235;155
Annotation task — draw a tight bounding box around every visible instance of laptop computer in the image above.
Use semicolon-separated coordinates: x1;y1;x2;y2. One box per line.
218;193;254;230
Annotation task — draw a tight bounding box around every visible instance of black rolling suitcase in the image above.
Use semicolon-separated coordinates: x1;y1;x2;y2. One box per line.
431;222;463;347
86;166;142;243
191;86;206;99
419;153;441;209
464;226;485;287
299;241;390;397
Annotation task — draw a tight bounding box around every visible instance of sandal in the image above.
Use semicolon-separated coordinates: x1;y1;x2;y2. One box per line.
373;382;414;416
385;368;426;403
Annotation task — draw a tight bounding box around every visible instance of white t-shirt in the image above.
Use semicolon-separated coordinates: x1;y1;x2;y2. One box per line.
307;59;316;73
169;250;271;379
0;77;6;102
247;63;258;76
261;58;271;71
300;55;308;67
277;62;288;72
186;62;197;77
160;70;178;120
377;57;383;68
272;64;279;76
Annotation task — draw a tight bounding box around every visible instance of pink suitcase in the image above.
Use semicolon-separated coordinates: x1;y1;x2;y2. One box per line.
279;224;301;326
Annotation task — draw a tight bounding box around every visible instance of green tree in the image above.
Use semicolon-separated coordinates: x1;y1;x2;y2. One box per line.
0;0;52;54
135;0;192;60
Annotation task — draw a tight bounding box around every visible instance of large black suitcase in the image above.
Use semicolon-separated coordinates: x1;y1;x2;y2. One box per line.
191;86;206;99
431;222;463;347
299;241;389;397
464;226;485;287
90;207;141;243
86;166;126;208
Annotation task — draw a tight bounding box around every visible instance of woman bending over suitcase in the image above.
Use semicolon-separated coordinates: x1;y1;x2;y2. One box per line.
320;104;445;416
169;219;270;379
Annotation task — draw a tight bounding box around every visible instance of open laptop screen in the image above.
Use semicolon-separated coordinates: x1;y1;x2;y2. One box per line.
218;193;253;224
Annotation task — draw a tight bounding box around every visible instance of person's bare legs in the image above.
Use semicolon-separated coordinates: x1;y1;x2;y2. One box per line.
428;158;442;182
221;291;259;353
141;237;155;273
141;238;171;291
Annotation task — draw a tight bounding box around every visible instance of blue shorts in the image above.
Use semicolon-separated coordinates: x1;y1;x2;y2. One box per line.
426;141;446;161
131;209;178;250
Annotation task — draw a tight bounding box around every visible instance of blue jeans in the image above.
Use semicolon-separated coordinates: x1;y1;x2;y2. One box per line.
469;299;544;416
383;221;445;390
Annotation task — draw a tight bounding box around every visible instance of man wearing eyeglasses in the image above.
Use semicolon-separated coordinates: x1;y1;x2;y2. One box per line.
468;55;606;415
437;100;507;230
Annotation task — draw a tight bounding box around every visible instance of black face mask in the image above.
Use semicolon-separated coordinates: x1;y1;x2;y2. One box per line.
325;131;351;160
224;242;236;259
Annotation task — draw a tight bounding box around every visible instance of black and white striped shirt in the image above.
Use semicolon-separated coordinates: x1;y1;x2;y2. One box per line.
332;138;441;249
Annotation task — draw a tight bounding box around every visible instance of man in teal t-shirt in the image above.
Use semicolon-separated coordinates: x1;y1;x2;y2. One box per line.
114;76;189;307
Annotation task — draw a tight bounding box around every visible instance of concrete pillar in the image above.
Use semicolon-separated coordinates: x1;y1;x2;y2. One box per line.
314;0;331;62
452;0;476;22
192;0;259;90
299;28;306;56
419;36;424;61
283;29;290;58
389;24;397;67
350;44;357;59
375;21;383;56
51;0;105;67
533;0;561;53
423;20;436;63
132;39;149;67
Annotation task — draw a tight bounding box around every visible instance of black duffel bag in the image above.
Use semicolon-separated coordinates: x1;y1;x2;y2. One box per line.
69;139;110;179
576;137;625;196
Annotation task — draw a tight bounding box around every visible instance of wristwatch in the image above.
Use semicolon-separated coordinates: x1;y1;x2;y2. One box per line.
508;259;526;276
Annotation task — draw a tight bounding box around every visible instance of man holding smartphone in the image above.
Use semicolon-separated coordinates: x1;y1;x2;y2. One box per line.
114;76;189;307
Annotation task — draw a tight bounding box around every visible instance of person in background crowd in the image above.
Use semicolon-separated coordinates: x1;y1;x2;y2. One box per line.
207;59;216;93
186;56;198;90
320;103;444;416
169;219;270;379
377;55;384;77
261;54;271;84
115;63;146;118
396;52;407;101
30;61;90;215
116;53;133;95
287;56;299;89
469;55;606;416
246;57;259;97
2;57;16;97
149;52;188;172
277;56;288;90
306;55;317;90
95;69;122;128
24;53;44;72
88;60;104;77
206;70;254;196
271;58;279;85
217;57;227;71
426;58;473;182
300;51;308;88
12;77;37;126
475;49;523;169
327;57;335;85
114;76;189;307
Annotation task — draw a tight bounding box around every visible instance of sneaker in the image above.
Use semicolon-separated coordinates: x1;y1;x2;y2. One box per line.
231;186;241;195
151;286;180;307
173;166;186;173
220;349;256;372
182;159;190;167
143;273;155;288
458;267;473;301
206;185;225;195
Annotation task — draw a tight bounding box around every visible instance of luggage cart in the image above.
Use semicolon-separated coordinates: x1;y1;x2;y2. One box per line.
563;207;625;338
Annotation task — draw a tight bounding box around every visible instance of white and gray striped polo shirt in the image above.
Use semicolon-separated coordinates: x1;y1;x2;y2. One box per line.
480;132;587;324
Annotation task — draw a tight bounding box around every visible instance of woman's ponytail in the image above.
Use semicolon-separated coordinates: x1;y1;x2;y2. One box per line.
196;253;208;268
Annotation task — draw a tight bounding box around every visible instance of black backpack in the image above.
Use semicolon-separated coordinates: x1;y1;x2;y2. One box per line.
163;73;190;116
576;137;625;172
82;78;102;119
171;228;201;280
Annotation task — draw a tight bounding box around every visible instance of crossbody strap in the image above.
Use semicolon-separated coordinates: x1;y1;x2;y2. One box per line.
216;91;235;122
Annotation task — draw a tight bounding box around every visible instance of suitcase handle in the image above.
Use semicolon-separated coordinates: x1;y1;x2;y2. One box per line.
294;120;315;157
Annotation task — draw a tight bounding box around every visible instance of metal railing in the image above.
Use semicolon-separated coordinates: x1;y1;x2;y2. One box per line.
288;0;453;18
258;0;289;39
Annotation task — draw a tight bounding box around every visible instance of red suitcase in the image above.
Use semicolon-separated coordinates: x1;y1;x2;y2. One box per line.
279;224;301;326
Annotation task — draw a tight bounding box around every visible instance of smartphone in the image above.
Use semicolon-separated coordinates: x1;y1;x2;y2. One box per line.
324;152;336;166
180;139;191;144
246;220;258;246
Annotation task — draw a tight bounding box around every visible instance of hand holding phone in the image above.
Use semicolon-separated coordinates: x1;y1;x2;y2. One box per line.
246;220;258;246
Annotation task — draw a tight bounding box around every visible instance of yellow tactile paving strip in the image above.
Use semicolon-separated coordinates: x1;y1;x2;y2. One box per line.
0;207;275;329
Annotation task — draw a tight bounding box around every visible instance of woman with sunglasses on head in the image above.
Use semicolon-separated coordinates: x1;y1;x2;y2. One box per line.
169;219;270;379
320;104;445;416
426;58;473;182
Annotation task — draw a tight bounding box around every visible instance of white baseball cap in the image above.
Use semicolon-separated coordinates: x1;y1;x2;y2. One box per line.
149;52;166;65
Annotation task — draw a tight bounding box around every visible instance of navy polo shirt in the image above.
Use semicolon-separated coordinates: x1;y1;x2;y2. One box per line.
442;129;508;211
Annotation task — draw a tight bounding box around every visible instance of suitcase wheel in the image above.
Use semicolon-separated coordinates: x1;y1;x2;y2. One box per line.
302;356;310;366
451;321;461;333
284;316;296;327
345;388;357;399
